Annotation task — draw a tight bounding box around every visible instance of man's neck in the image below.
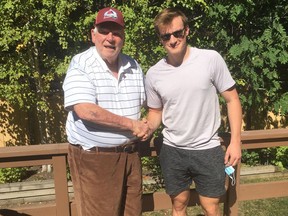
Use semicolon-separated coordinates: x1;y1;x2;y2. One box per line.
167;46;190;67
105;59;119;79
105;59;118;73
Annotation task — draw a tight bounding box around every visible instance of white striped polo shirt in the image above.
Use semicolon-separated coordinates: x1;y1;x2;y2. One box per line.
63;47;146;149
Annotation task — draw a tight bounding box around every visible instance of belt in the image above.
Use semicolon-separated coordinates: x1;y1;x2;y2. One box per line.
72;143;138;153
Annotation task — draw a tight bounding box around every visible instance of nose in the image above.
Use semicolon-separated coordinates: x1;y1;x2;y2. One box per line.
169;34;178;43
106;32;114;41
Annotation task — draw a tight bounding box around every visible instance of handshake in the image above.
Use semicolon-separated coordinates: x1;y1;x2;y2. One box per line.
131;118;153;141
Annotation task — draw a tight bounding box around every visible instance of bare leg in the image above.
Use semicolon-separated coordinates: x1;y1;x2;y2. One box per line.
199;195;221;216
170;189;190;216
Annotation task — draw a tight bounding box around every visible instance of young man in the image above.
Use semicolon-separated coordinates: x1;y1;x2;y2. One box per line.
145;8;242;216
63;7;148;216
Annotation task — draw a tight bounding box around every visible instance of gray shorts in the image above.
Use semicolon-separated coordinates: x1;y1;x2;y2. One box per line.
159;144;226;198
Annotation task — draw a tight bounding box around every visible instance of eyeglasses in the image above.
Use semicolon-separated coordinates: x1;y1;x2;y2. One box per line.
159;28;186;41
96;28;124;38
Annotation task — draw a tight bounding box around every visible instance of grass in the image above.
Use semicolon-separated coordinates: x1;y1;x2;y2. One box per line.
143;172;288;216
143;205;204;216
238;174;288;216
239;197;288;216
143;197;288;216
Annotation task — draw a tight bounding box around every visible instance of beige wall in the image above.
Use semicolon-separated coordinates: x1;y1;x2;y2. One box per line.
0;101;29;147
1;93;66;147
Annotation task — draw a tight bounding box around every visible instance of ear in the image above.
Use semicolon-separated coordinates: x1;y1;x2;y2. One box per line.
185;27;190;36
91;28;96;44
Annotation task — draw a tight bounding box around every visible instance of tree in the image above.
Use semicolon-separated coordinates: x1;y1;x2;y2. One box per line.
0;0;98;145
1;0;287;148
192;0;288;130
0;0;208;145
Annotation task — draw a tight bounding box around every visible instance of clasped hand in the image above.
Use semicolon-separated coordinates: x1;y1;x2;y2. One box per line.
132;118;152;141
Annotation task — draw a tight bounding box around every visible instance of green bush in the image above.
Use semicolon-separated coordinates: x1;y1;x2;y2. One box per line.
241;150;260;166
242;147;288;169
142;156;164;192
272;147;288;169
0;167;29;183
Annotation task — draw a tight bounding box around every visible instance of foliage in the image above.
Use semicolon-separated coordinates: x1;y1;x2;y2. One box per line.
142;156;164;192
242;147;288;169
118;0;207;72
274;93;288;119
241;149;260;166
0;167;28;183
271;147;288;169
194;0;288;130
0;0;98;144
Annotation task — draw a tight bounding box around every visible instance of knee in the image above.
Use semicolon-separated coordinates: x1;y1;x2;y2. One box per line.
172;198;188;211
199;195;221;216
171;192;190;212
202;205;220;216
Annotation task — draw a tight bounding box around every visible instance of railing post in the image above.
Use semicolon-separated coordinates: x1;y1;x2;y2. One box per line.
52;155;70;216
224;163;241;216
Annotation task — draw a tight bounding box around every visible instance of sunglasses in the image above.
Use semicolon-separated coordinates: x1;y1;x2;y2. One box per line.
159;28;186;41
96;27;124;38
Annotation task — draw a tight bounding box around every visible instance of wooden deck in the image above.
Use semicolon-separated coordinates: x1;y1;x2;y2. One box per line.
0;129;288;215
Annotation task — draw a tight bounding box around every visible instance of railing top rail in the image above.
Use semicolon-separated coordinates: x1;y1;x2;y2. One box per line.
0;143;69;158
0;129;288;158
241;128;288;140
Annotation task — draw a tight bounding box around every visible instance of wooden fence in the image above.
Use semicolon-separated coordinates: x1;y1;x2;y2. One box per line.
0;129;288;215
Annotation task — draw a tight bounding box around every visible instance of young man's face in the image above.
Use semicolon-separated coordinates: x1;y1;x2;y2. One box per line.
158;16;189;56
91;22;125;63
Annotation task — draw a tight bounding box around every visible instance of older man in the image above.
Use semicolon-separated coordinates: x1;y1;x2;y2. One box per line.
63;7;148;216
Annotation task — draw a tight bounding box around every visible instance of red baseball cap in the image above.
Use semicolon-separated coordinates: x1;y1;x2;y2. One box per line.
95;7;125;27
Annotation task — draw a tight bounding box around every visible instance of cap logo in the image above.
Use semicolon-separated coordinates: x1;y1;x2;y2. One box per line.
95;7;124;27
103;9;117;19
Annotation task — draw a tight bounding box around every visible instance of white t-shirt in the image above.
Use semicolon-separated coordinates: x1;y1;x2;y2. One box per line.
145;47;235;150
63;47;146;149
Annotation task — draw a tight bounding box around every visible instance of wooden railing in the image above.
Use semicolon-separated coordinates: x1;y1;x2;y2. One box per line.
0;129;288;216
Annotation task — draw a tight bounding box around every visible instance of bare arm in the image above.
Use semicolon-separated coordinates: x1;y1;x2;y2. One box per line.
73;103;149;138
221;87;242;166
146;107;163;137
